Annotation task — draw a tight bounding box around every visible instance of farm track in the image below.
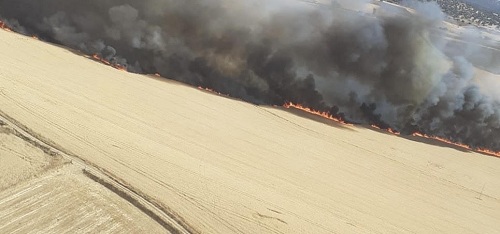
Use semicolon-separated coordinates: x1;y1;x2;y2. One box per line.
0;112;193;234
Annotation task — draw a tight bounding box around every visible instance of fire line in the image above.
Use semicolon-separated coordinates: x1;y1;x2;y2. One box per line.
283;102;500;158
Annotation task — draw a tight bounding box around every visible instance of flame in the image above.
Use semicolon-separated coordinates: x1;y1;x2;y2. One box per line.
284;102;499;157
92;54;111;65
412;132;500;157
284;102;352;125
2;20;495;157
197;86;228;96
0;20;12;32
387;128;400;135
412;132;471;149
477;148;500;157
0;25;122;72
114;65;127;71
91;54;127;71
371;124;400;135
0;20;39;39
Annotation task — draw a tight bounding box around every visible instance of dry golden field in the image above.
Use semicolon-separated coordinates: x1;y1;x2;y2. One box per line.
0;27;499;233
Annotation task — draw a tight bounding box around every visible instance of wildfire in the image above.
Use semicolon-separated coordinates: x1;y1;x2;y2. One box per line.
3;18;496;157
90;54;127;71
412;132;500;157
371;124;400;135
284;102;500;158
115;65;127;71
0;20;12;32
412;132;472;149
477;148;500;157
387;128;400;135
197;86;228;97
284;102;352;125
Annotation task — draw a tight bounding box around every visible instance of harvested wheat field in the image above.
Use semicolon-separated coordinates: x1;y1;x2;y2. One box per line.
0;27;500;234
0;115;167;233
0;123;62;191
0;166;166;233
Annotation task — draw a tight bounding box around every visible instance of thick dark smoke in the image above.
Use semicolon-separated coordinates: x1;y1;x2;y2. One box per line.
1;0;499;151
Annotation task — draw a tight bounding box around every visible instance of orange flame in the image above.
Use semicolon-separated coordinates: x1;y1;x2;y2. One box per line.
477;148;500;157
284;102;352;125
387;128;400;135
412;132;500;157
197;86;228;97
0;20;38;39
371;124;400;135
284;102;499;158
114;65;127;71
2;20;494;158
0;20;12;32
91;54;127;71
412;132;471;149
92;54;110;65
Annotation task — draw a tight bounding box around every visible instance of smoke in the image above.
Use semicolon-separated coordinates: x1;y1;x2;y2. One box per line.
1;0;499;151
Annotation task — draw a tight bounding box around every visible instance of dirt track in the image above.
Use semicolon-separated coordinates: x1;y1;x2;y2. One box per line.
0;113;191;234
0;166;166;233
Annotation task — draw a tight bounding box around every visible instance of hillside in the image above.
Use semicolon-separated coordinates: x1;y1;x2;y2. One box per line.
1;27;500;233
386;0;500;27
462;0;500;12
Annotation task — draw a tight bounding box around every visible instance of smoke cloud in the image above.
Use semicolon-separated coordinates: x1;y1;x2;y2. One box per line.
1;0;499;151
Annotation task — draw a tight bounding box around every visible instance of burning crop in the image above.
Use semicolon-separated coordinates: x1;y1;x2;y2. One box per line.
85;54;127;72
284;102;500;157
1;0;499;155
0;20;11;32
284;102;352;126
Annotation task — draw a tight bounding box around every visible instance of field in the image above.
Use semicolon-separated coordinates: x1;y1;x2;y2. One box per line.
0;25;500;233
0;166;165;233
0;122;167;233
